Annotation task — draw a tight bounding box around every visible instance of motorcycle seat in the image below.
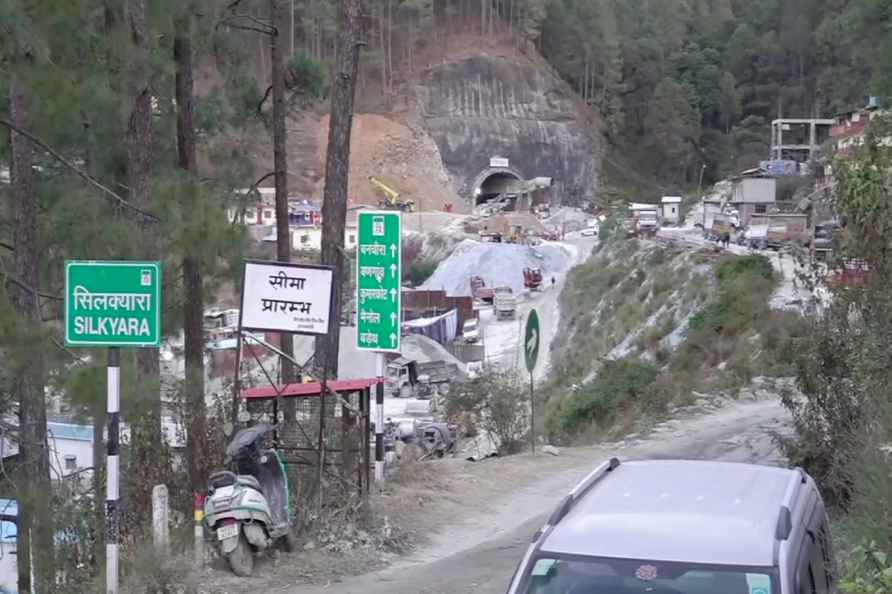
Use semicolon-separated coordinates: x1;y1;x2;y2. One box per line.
237;475;263;494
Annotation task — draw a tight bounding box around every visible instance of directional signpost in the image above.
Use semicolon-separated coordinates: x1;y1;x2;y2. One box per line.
525;309;540;453
65;260;162;594
356;210;402;483
356;210;402;353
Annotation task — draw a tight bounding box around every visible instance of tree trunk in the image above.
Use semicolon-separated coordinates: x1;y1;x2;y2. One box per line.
316;0;363;380
175;13;209;494
270;0;298;413
127;0;162;528
9;77;55;594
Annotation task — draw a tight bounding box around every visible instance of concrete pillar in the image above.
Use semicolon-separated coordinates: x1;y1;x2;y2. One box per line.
152;484;170;554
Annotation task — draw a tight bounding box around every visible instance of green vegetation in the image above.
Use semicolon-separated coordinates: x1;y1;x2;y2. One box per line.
780;116;892;583
405;258;439;287
546;242;807;443
552;359;659;436
288;52;330;101
540;0;892;186
445;371;528;454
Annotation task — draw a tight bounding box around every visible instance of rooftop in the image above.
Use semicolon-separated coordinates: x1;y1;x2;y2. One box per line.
541;460;796;567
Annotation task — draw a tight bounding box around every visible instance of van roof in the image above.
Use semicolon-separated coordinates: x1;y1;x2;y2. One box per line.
540;460;798;567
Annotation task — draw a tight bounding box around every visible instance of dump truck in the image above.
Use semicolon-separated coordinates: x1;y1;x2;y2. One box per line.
385;357;463;399
470;276;495;303
369;176;415;212
523;267;543;291
493;287;517;321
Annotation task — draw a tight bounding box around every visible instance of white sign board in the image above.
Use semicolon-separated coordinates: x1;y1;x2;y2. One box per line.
490;157;509;168
240;260;333;335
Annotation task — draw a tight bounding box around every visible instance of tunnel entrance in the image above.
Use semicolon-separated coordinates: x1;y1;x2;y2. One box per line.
473;168;523;208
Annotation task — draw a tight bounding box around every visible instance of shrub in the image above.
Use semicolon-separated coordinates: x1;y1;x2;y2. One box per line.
445;371;528;454
841;541;892;594
287;51;329;100
551;358;659;436
406;258;439;286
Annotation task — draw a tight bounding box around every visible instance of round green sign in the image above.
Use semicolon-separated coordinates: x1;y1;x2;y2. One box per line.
524;309;540;373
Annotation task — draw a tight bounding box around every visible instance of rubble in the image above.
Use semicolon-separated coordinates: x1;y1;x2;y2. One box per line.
541;445;560;456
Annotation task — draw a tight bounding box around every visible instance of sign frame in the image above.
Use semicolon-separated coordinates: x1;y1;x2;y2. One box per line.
356;210;402;353
65;260;162;348
238;259;335;336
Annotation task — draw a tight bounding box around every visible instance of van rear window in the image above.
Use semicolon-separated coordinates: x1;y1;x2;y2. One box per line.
523;556;773;594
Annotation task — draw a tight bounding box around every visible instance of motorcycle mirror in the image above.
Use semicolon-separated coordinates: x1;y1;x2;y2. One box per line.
222;422;234;437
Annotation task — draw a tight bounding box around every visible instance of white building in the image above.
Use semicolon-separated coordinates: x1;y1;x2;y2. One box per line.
661;196;682;224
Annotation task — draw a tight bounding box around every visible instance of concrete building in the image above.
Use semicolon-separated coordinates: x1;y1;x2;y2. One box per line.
729;170;777;226
661;196;682;224
770;118;835;163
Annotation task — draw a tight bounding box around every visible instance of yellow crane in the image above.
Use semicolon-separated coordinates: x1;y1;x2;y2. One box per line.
368;176;416;212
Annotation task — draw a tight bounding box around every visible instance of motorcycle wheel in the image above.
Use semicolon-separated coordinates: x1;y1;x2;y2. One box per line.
227;533;254;577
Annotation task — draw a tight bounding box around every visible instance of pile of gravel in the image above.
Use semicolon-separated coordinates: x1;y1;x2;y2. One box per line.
420;239;572;296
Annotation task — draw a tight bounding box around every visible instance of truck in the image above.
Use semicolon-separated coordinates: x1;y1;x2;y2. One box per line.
635;210;660;236
523;267;543;291
493;287;517;321
707;213;734;241
470;276;495;303
385;357;463;400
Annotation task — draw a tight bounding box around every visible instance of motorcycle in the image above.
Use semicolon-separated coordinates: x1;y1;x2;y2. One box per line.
204;423;296;576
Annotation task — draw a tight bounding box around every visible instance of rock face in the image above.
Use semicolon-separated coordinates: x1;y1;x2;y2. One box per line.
415;54;602;207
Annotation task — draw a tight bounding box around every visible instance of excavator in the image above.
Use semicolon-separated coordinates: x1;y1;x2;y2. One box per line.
369;176;416;212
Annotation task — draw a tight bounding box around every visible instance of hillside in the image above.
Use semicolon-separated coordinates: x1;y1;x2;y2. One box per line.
206;25;603;211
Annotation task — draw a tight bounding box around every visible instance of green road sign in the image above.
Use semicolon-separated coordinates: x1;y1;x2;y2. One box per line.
356;211;401;352
65;261;162;347
525;309;540;373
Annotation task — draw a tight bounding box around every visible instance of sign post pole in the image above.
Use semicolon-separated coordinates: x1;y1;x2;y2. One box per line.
356;211;402;483
107;346;121;594
375;353;385;482
64;260;162;594
529;370;535;454
524;309;540;455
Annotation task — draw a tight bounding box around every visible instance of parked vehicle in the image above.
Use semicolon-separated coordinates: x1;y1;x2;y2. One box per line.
506;459;837;594
470;276;495;303
493;287;517;321
523;267;543;291
635;210;660;236
385;357;461;399
462;318;480;343
204;423;296;577
741;224;769;249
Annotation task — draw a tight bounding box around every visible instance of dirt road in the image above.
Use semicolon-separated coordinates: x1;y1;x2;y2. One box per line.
483;235;596;379
287;394;791;594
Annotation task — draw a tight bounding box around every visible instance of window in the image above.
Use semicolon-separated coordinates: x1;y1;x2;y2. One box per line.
348;234;356;244
0;520;16;544
263;209;274;220
64;455;77;472
755;204;767;214
300;234;310;244
521;556;776;594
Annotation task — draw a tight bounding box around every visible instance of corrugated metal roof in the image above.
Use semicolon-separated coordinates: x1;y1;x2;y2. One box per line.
47;422;93;442
243;378;381;399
